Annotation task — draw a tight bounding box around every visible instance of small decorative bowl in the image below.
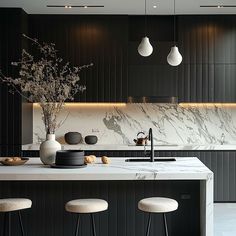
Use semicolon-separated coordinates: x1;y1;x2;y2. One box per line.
64;132;83;145
85;135;98;145
0;157;29;166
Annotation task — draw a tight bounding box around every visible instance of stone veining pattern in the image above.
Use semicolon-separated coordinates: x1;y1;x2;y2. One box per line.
33;104;236;145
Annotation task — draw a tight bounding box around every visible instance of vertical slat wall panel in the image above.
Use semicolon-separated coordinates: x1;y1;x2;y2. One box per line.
178;16;236;102
29;15;128;102
0;8;29;156
0;180;200;236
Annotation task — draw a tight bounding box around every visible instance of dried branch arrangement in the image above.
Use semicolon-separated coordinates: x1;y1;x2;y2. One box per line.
0;34;92;134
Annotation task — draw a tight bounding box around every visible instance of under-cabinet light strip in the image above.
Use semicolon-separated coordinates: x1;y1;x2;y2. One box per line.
179;103;236;107
33;103;126;107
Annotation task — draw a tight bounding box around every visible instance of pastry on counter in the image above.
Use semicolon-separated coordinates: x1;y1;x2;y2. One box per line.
84;155;97;164
101;156;110;164
0;157;29;166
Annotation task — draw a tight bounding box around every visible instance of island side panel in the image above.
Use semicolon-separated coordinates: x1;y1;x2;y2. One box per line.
200;173;214;236
0;180;200;236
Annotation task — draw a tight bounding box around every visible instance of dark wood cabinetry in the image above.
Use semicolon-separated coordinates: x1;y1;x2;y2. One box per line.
0;8;29;156
28;14;236;102
29;15;128;102
178;16;236;102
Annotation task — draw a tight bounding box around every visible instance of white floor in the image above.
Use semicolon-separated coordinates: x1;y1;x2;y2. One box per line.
214;203;236;236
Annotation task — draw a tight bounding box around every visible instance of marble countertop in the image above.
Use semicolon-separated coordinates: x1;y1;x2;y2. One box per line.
0;157;212;181
22;143;236;151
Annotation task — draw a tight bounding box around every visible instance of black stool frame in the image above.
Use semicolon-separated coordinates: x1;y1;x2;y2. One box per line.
2;211;25;236
145;213;169;236
74;213;97;236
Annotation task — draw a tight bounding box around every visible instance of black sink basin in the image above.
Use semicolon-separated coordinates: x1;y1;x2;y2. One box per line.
125;158;176;162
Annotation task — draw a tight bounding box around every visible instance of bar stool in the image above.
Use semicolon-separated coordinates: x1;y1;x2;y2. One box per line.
0;198;32;236
65;198;108;236
138;197;178;236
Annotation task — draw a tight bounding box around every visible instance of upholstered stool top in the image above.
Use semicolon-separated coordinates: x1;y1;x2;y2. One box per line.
65;199;108;213
138;197;178;213
0;198;32;212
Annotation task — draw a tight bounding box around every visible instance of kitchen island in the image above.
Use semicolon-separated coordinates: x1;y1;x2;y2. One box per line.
0;157;213;236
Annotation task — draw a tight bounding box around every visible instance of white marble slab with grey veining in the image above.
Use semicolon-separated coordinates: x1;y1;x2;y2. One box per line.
0;157;212;181
32;104;236;147
0;157;213;236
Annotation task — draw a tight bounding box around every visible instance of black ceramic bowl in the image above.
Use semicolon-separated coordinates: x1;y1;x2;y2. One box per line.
85;135;98;145
64;132;82;145
55;150;85;166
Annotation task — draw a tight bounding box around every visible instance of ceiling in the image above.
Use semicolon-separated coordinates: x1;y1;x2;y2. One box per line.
1;0;236;15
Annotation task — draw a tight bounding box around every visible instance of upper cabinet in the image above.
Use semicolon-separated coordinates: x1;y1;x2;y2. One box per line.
29;15;128;102
177;16;236;102
29;15;236;103
128;16;178;99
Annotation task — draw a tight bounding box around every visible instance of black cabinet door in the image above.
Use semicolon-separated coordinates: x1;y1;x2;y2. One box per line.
128;16;178;99
178;15;236;102
128;42;178;99
29;15;128;102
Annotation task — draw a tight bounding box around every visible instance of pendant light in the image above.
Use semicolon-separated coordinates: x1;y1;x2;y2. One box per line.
138;0;153;57
167;0;182;66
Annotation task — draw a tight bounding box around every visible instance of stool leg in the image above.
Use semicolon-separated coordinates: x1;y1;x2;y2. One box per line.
90;214;97;236
74;214;80;236
7;212;11;236
163;213;168;236
145;213;152;236
3;213;7;236
18;211;25;236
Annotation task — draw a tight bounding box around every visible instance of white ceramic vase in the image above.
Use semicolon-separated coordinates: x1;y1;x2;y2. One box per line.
40;134;61;165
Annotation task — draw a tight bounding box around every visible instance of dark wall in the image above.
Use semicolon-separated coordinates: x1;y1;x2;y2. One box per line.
29;15;129;102
0;8;30;156
28;14;236;102
178;15;236;102
2;11;236;154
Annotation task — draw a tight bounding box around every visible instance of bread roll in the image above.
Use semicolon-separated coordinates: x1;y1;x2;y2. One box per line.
89;155;97;162
101;156;110;164
84;156;93;164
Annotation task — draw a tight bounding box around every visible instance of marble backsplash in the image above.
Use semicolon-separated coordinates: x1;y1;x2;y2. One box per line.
33;104;236;145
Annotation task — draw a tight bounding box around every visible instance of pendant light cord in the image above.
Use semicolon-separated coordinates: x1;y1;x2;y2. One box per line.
145;0;147;36
174;0;176;44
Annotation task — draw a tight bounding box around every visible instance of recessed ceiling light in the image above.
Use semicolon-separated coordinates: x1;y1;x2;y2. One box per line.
84;6;88;8
153;5;157;8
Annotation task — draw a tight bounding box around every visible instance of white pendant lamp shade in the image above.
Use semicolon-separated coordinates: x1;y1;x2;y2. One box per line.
138;37;153;57
167;46;182;66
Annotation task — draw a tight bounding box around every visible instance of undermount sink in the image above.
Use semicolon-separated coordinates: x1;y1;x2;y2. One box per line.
125;158;176;162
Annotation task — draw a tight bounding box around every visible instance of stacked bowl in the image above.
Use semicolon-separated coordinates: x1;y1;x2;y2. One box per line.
51;150;86;168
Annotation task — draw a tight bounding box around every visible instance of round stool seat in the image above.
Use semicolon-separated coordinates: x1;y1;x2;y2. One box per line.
0;198;32;212
138;197;178;213
65;199;108;213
